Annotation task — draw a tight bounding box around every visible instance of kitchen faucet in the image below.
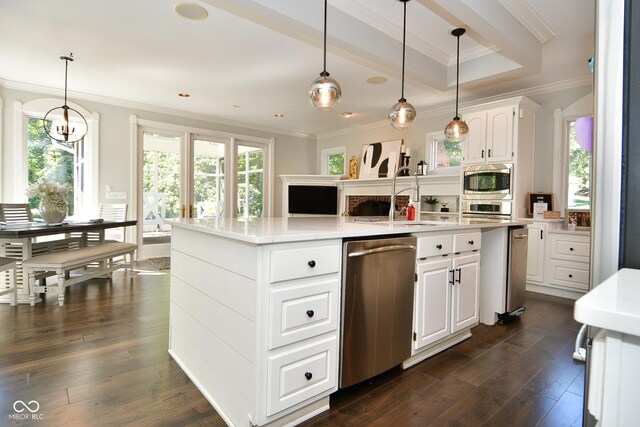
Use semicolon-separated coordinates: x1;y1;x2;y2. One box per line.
390;166;420;221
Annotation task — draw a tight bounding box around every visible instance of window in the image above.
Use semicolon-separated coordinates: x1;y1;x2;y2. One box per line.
321;146;346;176
567;120;591;209
427;132;461;173
237;143;265;218
193;139;225;218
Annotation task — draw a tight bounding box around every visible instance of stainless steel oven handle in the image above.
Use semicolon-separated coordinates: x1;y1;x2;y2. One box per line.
348;244;416;258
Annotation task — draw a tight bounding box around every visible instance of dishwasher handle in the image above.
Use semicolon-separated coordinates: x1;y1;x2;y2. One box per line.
348;244;416;258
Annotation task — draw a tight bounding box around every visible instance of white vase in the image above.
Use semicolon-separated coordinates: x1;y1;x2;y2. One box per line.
39;195;67;224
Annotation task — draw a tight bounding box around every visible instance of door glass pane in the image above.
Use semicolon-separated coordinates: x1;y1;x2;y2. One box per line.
237;144;264;219
142;132;180;245
193;139;225;218
567;121;591;209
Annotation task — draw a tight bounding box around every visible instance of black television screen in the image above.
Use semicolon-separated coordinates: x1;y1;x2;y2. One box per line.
288;185;338;215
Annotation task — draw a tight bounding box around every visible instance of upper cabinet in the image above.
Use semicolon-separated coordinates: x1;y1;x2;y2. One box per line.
463;106;514;164
461;97;539;167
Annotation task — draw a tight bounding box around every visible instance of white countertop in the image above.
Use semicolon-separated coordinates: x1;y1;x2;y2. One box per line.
574;268;640;336
169;216;529;244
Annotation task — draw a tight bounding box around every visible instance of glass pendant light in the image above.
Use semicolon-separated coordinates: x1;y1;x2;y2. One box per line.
389;0;416;129
444;28;469;142
309;0;341;110
43;53;88;143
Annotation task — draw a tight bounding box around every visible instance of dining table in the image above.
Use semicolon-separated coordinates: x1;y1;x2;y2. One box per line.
0;219;137;304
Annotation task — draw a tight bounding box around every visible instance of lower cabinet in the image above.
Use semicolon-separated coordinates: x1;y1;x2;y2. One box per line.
526;222;547;283
413;232;480;352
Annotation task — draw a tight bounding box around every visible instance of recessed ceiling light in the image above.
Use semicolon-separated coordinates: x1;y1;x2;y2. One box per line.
274;114;285;118
178;93;190;97
174;2;208;20
342;112;353;118
366;76;388;85
233;104;241;108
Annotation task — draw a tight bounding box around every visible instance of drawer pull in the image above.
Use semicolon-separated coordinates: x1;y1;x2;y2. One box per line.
468;240;474;245
305;372;313;380
455;268;461;283
306;310;315;318
308;260;316;268
569;274;573;278
436;244;443;250
569;248;574;251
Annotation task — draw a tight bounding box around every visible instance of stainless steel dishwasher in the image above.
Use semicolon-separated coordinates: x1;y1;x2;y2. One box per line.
340;235;417;388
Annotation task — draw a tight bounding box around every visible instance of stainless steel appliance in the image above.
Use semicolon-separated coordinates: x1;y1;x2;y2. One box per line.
461;200;512;219
340;235;416;388
499;226;528;322
463;163;513;199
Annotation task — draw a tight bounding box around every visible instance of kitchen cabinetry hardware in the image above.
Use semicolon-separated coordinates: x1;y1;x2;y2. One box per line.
569;274;573;278
468;240;474;245
481;149;485;158
449;269;455;285
413;332;417;341
570;247;574;251
436;244;443;249
306;310;315;318
541;230;543;239
488;149;492;157
304;372;313;380
347;244;416;257
308;260;316;267
455;267;462;283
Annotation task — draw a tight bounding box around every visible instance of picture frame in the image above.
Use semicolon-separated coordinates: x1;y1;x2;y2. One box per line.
527;192;554;216
565;209;591;230
359;139;402;179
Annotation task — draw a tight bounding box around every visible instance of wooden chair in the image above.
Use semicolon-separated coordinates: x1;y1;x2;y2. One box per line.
0;257;17;306
101;203;128;242
0;203;33;223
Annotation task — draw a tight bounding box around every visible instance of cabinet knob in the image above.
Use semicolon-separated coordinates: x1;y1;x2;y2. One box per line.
436;244;443;250
308;260;316;268
569;248;574;251
468;240;474;245
569;274;573;278
306;310;315;318
305;372;313;380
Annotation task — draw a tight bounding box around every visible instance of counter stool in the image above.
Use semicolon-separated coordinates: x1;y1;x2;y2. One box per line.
0;257;17;306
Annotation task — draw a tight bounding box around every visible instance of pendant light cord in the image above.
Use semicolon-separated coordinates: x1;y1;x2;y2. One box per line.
400;0;407;101
63;57;69;107
455;32;460;118
322;0;328;75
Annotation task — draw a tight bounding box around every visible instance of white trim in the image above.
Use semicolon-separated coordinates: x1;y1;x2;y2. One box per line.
13;101;25;201
320;146;347;176
130;115;138;250
552;108;566;215
425;131;461;175
0;78;315;140
497;0;556;44
317;77;590;139
0;97;3;201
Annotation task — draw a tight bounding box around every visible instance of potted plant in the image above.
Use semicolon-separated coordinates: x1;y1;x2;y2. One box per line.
425;196;439;212
26;180;70;224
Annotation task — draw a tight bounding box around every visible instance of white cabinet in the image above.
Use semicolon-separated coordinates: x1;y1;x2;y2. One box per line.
412;231;481;354
526;222;547;283
462;106;514;164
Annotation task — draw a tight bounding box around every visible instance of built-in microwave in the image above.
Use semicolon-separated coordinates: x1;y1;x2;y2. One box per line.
463;163;512;199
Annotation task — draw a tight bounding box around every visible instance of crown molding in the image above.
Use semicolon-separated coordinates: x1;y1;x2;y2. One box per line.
317;75;592;139
497;0;556;44
0;79;316;141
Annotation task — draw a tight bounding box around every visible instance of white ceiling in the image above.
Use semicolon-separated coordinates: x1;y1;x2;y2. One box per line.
0;0;594;137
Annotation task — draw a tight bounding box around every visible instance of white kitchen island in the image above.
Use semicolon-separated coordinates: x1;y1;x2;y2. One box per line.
168;216;527;427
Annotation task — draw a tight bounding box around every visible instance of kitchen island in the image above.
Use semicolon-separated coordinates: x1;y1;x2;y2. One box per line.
168;216;527;427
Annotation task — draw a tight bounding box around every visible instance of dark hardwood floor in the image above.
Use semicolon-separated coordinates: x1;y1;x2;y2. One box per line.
0;264;584;426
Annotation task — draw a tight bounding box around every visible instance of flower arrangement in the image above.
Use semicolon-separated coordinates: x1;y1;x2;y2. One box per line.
26;180;70;199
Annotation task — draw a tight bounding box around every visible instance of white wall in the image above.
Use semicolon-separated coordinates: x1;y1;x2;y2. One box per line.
0;86;316;217
317;85;593;192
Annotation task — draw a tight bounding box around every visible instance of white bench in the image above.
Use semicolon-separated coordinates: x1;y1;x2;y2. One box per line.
23;242;137;307
0;257;17;306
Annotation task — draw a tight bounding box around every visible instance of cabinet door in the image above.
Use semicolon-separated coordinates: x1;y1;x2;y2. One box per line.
462;112;487;164
485;106;514;163
414;258;452;350
526;223;546;283
451;253;480;333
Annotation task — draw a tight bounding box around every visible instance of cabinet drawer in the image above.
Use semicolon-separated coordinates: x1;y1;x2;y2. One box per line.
417;234;453;258
547;259;590;291
453;231;481;253
270;244;340;283
269;278;339;350
266;336;337;416
550;233;590;262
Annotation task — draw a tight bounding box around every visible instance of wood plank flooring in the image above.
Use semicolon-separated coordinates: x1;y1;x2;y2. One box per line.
0;264;584;426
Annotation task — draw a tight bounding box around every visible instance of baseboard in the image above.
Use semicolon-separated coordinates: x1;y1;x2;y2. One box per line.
402;329;473;369
526;282;585;300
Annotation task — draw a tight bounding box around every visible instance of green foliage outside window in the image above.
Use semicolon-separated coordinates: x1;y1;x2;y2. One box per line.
328;153;345;175
568;122;591;208
27;117;75;216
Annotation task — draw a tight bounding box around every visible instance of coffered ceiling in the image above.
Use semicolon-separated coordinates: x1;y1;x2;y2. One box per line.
0;0;594;136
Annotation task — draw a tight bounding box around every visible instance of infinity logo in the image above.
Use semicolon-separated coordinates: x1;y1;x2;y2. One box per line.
13;400;40;413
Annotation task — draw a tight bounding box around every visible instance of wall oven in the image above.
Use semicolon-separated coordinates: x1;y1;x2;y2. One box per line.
463;164;512;199
462;200;512;219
